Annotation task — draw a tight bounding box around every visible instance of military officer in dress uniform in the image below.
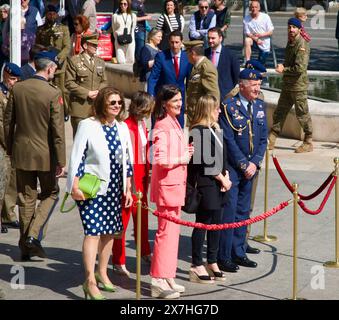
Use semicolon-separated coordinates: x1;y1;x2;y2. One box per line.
0;63;21;233
4;51;66;261
217;69;267;272
65;33;107;137
35;4;71;117
268;18;312;153
184;40;220;124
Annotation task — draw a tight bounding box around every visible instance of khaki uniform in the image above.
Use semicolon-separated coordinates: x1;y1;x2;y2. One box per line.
0;88;17;223
186;57;220;124
271;35;312;138
65;52;107;135
36;22;71;116
4;78;66;255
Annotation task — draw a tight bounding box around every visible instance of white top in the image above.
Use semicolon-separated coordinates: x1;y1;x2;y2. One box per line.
112;12;137;38
66;117;134;195
243;12;274;52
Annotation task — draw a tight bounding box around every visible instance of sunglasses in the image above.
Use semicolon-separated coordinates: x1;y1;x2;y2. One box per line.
199;6;209;9
120;2;128;5
108;100;123;106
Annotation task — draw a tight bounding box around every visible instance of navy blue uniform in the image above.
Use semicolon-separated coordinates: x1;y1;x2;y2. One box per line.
218;94;267;261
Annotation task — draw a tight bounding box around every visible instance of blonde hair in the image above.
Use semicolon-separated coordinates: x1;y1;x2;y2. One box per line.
294;7;307;18
189;95;220;130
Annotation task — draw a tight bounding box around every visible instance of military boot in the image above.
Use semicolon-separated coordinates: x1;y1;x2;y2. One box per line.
268;132;278;150
295;137;313;153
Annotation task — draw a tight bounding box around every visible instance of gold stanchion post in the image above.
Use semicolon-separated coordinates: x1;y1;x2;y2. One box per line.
324;157;339;268
136;191;143;300
253;146;277;243
285;183;305;300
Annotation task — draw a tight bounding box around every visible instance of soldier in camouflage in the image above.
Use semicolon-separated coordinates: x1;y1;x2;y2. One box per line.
268;18;312;153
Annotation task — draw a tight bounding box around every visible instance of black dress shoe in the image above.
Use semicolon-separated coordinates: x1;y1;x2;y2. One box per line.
1;225;8;233
233;256;257;268
21;254;32;262
2;220;19;229
218;260;239;273
25;237;47;258
246;245;261;254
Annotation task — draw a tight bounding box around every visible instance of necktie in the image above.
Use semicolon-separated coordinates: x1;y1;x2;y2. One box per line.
173;55;179;79
247;102;252;122
211;50;217;66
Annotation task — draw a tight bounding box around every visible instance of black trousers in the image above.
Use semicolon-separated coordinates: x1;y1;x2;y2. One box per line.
191;207;223;266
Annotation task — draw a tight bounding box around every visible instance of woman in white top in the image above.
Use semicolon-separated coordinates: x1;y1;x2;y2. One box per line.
156;0;185;51
67;87;133;300
112;0;137;64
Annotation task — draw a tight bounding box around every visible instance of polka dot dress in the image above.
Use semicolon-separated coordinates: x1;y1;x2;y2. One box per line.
76;124;133;236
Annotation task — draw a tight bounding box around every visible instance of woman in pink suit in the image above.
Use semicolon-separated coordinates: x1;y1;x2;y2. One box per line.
150;84;194;299
112;92;154;276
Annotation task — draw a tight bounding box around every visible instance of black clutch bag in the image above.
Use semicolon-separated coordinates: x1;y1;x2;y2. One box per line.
182;182;202;214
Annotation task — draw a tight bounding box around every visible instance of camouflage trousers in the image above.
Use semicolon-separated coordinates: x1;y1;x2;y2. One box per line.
271;90;313;138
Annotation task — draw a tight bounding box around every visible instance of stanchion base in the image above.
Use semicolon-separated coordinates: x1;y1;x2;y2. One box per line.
323;261;339;268
253;235;278;243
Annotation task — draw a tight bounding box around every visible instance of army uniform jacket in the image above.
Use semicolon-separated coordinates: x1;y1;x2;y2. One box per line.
65;53;107;118
282;35;310;92
186;57;219;121
35;22;71;67
0;84;9;151
4;77;66;171
219;94;267;173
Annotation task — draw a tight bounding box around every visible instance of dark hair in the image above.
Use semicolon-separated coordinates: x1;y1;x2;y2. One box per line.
92;87;127;123
169;29;183;41
74;14;90;33
163;0;179;15
208;26;223;38
118;0;132;14
129;92;155;121
29;44;47;61
153;85;181;121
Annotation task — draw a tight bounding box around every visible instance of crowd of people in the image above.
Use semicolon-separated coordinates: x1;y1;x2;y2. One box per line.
0;0;328;300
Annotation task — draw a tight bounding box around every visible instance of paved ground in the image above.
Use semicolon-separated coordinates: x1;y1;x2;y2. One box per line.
1;121;339;301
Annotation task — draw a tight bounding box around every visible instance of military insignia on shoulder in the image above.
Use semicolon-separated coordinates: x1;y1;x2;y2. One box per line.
58;96;63;105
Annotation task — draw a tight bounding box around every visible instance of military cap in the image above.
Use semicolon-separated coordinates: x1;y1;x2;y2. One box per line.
288;17;302;29
239;68;262;80
34;50;58;63
81;33;99;46
4;62;22;77
46;4;58;13
245;59;267;73
182;40;204;50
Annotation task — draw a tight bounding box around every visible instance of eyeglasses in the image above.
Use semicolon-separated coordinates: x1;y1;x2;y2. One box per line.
199;6;209;9
108;100;123;106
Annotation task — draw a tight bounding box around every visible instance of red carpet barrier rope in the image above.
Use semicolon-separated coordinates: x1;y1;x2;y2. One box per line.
272;156;334;200
298;176;337;215
148;201;291;230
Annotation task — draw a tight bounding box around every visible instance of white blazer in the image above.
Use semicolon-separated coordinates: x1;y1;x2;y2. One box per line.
66;117;134;195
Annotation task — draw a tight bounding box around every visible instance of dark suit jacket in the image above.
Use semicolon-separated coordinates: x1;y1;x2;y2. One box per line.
147;49;192;108
188;125;228;210
205;46;240;101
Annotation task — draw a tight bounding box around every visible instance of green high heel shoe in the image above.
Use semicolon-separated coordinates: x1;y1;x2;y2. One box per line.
94;272;116;292
82;282;106;300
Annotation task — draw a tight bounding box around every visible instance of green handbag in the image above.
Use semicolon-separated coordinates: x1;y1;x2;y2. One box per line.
60;173;105;213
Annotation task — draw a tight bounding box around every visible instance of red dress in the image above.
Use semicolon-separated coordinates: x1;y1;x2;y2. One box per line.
112;116;151;265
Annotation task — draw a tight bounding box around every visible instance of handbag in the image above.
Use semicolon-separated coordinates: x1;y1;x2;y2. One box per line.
60;173;104;213
182;182;202;214
117;14;133;45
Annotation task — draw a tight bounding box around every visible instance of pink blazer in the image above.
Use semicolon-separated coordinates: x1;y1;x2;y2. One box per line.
150;114;187;207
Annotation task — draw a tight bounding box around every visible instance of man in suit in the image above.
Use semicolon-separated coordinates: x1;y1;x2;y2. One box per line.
4;51;66;261
205;27;239;102
218;69;267;272
147;30;192;128
0;63;21;232
184;40;219;124
65;34;107;137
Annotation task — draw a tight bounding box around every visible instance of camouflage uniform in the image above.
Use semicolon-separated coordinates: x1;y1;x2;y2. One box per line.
270;34;312;152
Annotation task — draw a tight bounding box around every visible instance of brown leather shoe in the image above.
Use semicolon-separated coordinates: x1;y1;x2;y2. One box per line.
268;132;277;150
295;142;313;153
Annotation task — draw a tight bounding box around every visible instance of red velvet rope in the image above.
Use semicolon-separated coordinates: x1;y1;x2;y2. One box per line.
273;156;334;200
298;176;337;215
151;201;290;230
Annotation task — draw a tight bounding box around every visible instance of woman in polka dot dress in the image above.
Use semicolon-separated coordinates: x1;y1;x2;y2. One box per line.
66;87;133;300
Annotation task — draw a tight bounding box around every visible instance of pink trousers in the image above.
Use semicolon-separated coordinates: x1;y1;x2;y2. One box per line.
150;206;181;279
